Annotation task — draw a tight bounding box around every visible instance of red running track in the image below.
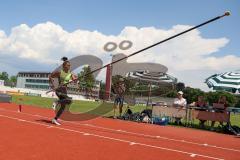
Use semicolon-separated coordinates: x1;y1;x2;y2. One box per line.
0;103;240;160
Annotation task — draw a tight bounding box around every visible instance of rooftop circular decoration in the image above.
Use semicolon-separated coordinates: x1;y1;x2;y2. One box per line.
119;40;132;50
103;42;117;52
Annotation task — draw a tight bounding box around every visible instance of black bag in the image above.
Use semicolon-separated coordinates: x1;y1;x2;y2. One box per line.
223;125;240;135
141;109;152;118
122;108;133;120
229;125;240;135
131;112;141;122
127;108;133;115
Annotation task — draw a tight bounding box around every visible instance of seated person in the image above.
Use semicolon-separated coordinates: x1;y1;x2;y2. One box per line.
191;95;208;128
211;95;228;129
212;103;225;112
173;91;187;125
191;95;208;110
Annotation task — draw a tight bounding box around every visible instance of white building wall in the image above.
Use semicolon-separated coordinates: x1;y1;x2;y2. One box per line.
0;85;88;101
16;72;50;90
16;77;27;88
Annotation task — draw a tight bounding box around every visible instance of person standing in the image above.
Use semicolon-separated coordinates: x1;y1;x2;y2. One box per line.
113;78;126;118
173;91;187;125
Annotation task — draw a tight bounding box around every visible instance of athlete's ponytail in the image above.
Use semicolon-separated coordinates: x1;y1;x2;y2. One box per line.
61;57;68;62
61;57;69;67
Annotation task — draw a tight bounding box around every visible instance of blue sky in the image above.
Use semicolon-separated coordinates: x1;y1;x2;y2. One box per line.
0;0;239;56
0;0;239;90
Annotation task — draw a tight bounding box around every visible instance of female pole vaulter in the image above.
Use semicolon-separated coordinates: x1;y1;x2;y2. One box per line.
49;57;78;125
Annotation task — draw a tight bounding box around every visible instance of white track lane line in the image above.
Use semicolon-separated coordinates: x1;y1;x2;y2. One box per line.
0;107;239;153
0;114;224;160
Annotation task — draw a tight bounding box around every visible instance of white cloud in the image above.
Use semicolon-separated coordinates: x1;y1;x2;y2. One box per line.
0;22;239;91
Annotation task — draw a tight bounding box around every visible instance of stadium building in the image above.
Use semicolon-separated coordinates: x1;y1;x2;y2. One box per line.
16;72;51;90
16;71;100;98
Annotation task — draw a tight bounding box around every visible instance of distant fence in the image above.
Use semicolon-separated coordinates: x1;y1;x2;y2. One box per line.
24;93;41;97
0;93;12;103
6;91;25;96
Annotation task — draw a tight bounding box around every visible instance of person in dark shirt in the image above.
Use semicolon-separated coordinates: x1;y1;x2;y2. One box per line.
192;95;208;128
211;95;228;130
113;78;126;118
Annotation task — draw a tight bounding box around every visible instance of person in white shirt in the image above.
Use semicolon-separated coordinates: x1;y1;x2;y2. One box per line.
173;91;187;107
173;91;187;125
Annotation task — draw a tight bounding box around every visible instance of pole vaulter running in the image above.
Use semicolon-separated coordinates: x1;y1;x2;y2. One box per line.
47;11;230;125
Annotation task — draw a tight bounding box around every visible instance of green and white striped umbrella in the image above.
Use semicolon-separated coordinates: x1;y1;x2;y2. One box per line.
205;71;240;93
126;70;177;85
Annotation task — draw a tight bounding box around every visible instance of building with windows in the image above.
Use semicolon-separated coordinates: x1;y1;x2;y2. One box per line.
16;71;100;98
17;72;51;90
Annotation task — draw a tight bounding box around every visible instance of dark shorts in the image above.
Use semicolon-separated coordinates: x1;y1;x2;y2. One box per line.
55;86;72;105
114;97;124;106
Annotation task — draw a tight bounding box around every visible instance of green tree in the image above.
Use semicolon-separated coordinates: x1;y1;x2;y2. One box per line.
124;77;136;94
9;75;17;87
98;81;105;99
206;91;236;107
112;75;136;95
182;87;205;104
10;75;17;82
234;95;240;108
165;90;178;98
152;84;175;96
176;82;185;91
0;71;9;81
78;66;95;97
129;82;149;96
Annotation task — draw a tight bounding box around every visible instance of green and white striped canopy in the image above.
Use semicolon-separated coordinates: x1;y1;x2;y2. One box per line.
205;71;240;93
126;70;177;85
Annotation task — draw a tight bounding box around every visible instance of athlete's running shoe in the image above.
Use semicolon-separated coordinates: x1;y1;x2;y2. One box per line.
52;118;61;125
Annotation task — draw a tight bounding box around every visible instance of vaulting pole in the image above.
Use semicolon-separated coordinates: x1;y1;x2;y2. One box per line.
46;11;230;93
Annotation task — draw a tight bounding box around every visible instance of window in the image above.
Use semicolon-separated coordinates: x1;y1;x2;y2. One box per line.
26;79;49;84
